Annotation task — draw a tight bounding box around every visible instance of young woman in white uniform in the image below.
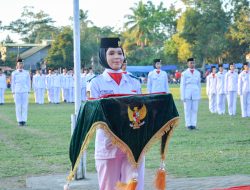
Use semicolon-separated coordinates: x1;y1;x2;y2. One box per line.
90;37;144;190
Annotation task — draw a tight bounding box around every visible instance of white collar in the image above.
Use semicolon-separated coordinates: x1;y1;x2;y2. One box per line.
105;69;122;73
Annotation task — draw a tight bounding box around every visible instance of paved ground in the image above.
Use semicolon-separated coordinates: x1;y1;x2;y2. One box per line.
2;170;250;190
0;170;250;190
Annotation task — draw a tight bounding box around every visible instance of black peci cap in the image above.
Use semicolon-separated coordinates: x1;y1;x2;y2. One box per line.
100;37;120;48
187;57;194;62
153;59;161;63
16;58;23;63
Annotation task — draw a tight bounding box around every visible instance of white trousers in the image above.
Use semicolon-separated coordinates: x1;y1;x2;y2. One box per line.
34;88;45;104
240;92;250;117
47;88;53;103
53;87;60;103
81;87;86;101
0;88;5;103
217;94;226;115
208;93;217;113
62;88;69;102
68;87;74;103
183;99;199;127
226;91;237;116
14;92;29;122
95;156;145;190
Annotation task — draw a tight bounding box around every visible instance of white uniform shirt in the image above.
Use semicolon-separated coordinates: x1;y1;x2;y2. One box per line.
180;68;201;100
225;70;238;93
206;73;217;95
147;69;169;93
68;74;74;88
32;74;46;90
60;73;70;89
90;69;141;159
81;73;87;88
0;74;7;89
238;70;250;95
86;73;95;91
46;74;53;89
52;74;61;88
11;70;30;93
216;71;226;94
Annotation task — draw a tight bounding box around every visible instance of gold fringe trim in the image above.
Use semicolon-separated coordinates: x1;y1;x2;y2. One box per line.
66;117;179;182
139;117;179;163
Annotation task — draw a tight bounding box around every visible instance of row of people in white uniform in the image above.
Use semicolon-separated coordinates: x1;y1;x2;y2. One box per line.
32;68;95;104
206;62;250;117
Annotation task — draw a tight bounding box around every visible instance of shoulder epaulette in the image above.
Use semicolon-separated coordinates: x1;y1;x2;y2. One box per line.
128;74;142;83
87;75;97;82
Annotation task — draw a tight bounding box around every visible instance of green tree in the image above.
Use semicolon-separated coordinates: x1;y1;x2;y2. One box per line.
226;0;250;61
180;0;229;66
123;1;178;65
46;27;73;69
4;6;58;43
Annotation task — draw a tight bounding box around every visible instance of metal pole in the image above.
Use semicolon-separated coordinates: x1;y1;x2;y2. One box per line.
72;0;86;179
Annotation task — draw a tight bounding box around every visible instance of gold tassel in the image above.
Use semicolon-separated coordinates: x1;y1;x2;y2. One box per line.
116;179;138;190
154;168;166;190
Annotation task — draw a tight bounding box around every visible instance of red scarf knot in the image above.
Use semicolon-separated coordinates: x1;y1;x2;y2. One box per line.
108;72;122;85
190;69;194;74
156;70;160;74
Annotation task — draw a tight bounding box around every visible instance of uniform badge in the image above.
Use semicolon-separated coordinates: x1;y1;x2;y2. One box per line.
128;104;147;129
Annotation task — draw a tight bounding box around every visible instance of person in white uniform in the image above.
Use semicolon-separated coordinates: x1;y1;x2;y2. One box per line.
46;69;54;103
216;64;226;115
68;69;74;103
61;68;69;102
52;69;61;104
206;66;217;113
180;58;201;130
86;67;95;98
0;68;7;105
90;37;144;190
11;58;31;126
121;59;132;75
225;62;238;116
80;68;87;101
238;62;250;117
32;69;46;104
147;59;169;93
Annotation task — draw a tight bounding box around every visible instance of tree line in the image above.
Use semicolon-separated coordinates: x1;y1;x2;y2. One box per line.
0;0;249;70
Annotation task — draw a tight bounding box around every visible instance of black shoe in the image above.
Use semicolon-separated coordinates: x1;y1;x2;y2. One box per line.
18;122;22;127
22;122;26;126
187;126;192;130
192;126;198;130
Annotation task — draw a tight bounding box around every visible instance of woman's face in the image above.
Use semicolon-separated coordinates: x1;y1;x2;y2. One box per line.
106;48;124;71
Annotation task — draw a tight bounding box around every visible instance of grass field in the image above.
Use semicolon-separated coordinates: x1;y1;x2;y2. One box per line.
0;84;249;181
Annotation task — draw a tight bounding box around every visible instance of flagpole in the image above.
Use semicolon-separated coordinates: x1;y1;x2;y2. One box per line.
72;0;86;179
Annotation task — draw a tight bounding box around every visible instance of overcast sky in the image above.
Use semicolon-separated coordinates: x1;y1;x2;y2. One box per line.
0;0;184;42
